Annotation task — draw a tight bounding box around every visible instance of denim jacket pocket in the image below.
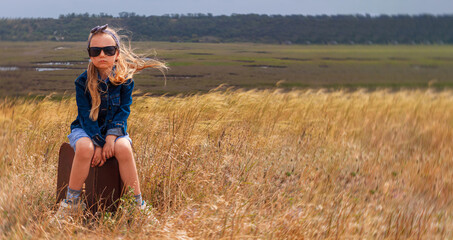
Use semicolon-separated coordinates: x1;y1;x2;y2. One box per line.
110;93;121;106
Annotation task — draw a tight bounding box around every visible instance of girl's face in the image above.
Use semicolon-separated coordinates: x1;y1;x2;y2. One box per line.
89;33;119;72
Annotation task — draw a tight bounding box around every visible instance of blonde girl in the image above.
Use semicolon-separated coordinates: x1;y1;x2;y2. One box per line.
57;24;166;216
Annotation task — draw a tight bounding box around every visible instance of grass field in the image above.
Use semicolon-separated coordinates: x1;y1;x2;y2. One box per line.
1;88;453;238
1;42;453;97
1;42;453;238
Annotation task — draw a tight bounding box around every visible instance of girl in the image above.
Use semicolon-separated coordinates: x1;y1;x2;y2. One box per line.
57;24;166;216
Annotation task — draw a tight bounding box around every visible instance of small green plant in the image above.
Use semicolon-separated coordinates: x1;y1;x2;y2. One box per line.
118;187;138;217
95;187;137;230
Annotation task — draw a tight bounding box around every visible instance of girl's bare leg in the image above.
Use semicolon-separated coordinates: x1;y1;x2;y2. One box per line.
68;137;94;190
115;138;141;195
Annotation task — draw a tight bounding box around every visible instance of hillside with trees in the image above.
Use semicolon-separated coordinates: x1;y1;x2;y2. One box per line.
1;13;452;44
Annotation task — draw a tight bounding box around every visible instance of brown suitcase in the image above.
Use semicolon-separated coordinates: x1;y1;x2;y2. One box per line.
56;143;124;214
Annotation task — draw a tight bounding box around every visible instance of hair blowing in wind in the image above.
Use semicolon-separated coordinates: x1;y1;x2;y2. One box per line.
86;26;168;121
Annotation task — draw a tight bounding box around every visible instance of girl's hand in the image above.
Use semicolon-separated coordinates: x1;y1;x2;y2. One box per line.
92;146;105;167
102;135;117;165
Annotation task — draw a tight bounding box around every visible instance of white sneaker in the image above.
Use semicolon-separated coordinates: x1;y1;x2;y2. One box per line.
138;201;159;225
55;200;86;220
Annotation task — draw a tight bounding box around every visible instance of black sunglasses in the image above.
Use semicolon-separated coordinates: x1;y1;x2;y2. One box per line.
87;46;118;57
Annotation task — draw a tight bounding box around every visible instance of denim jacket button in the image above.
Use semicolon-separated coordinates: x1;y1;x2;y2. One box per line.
108;119;112;123
109;106;112;110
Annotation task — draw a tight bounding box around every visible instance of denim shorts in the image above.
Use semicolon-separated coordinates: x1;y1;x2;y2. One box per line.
68;128;132;152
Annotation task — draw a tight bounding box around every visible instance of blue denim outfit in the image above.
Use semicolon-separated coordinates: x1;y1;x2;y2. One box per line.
69;70;134;147
68;128;132;151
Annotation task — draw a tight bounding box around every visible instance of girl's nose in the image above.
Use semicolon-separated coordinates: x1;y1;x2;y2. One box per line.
99;50;106;57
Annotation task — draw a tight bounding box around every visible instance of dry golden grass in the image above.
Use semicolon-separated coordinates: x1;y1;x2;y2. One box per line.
1;88;453;239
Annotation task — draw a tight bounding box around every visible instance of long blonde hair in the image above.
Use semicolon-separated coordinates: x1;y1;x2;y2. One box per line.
86;26;167;121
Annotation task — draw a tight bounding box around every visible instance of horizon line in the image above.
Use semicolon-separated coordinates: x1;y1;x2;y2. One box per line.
2;12;453;20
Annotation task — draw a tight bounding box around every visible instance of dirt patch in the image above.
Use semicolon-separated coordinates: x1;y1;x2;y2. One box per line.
234;60;255;63
321;57;379;61
233;50;269;54
189;53;214;55
431;57;453;61
243;65;287;69
276;57;312;61
389;57;409;61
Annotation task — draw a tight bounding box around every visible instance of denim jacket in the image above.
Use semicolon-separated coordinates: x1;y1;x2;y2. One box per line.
70;70;134;147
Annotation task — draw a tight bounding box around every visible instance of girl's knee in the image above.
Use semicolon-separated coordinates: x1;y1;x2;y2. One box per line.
114;138;132;156
75;137;95;159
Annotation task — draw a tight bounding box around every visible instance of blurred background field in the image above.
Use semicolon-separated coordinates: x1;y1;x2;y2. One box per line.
2;40;453;238
2;88;453;238
1;42;453;96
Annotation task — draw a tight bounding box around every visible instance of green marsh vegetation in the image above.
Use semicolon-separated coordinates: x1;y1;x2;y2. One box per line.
1;42;453;97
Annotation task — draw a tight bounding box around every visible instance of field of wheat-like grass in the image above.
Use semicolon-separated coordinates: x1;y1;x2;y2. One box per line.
1;88;453;239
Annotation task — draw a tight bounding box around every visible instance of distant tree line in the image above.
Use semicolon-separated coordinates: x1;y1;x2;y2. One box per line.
0;13;452;44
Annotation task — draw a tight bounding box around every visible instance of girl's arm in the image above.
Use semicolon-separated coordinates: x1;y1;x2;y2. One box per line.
75;78;106;147
106;79;134;136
